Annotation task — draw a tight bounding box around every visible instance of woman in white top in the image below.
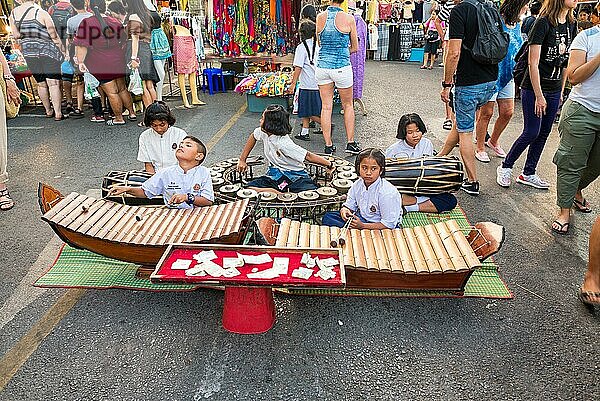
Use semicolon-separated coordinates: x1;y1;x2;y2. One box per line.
551;25;600;235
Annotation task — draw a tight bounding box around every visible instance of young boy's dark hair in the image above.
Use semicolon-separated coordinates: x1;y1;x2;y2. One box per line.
529;0;542;15
183;135;207;165
396;113;427;140
144;100;177;127
262;104;292;136
71;0;85;10
355;148;386;177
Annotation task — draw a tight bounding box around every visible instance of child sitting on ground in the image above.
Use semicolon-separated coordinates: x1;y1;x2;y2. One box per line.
137;101;188;174
322;148;403;229
237;104;334;193
385;113;457;213
110;136;213;209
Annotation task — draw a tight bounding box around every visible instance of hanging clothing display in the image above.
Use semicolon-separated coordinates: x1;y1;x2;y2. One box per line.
368;23;378;51
374;23;389;61
351;15;367;99
414;0;423;22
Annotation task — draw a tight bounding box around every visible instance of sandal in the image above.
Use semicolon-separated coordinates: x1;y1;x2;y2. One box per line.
127;114;137;121
294;133;311;141
106;119;126;126
137;121;145;127
573;198;592;213
70;108;84;118
54;114;69;121
443;119;452;130
579;290;600;306
0;188;14;211
551;220;570;235
45;111;55;118
420;65;427;69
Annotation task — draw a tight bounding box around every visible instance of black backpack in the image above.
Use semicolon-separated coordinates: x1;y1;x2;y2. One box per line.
512;41;529;86
50;3;74;41
463;0;509;64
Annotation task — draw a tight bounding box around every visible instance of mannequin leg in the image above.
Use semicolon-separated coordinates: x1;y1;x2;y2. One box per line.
178;73;191;108
189;72;205;105
154;59;166;101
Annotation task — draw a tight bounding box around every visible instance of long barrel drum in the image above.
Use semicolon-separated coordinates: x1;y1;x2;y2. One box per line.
385;156;464;195
270;217;482;292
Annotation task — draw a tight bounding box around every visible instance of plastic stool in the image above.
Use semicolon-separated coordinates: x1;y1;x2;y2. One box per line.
202;68;226;95
222;286;276;334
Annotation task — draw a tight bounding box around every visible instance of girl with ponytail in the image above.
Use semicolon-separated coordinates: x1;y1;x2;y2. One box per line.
286;19;323;141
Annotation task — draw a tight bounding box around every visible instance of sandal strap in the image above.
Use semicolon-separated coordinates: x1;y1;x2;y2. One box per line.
0;188;8;196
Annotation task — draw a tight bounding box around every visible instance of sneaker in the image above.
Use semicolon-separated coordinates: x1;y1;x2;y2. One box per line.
345;141;361;155
496;166;512;188
475;151;490;163
486;139;507;158
324;145;336;155
460;180;480;196
516;173;550;189
90;115;105;123
294;133;310;141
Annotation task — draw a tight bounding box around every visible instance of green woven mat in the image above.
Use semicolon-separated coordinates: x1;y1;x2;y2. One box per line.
34;208;511;298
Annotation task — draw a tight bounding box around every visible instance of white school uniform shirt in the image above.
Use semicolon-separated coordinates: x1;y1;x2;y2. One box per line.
137;126;188;172
385;138;434;159
343;177;403;228
142;164;214;209
253;128;308;171
293;38;320;90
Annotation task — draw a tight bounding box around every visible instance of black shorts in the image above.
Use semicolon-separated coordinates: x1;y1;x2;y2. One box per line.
25;56;62;82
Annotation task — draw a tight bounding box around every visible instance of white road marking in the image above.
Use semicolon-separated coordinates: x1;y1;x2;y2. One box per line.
0;237;62;331
7;126;44;130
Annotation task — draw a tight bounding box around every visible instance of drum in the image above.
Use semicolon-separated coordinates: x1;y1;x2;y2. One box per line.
101;170;163;206
331;179;353;194
385;156;464;195
298;190;319;201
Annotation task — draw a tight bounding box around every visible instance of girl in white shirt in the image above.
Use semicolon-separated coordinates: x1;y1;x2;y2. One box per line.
386;113;457;213
237;104;333;193
323;148;403;229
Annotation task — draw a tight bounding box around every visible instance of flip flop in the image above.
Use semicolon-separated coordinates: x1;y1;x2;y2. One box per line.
551;220;570;235
443;119;452;130
54;114;69;121
0;188;14;211
573;198;593;213
106;119;126;126
578;290;600;306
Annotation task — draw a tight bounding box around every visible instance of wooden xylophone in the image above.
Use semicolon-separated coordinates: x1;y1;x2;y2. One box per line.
264;217;485;292
39;183;252;266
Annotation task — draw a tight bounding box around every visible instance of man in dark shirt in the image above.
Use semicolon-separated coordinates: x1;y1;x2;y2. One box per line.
439;0;501;196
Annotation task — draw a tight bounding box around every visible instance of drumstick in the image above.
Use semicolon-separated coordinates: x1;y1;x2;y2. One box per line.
330;211;355;247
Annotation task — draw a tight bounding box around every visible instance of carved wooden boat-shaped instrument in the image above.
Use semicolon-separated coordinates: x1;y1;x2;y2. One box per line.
258;217;504;293
38;183;253;266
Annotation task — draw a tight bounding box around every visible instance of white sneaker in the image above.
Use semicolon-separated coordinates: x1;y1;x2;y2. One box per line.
516;173;550;189
496;166;512;188
475;151;490;163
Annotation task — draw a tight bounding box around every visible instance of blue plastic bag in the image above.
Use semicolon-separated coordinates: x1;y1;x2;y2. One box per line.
61;60;74;75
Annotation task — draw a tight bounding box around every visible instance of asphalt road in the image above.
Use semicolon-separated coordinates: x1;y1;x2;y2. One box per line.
0;60;598;400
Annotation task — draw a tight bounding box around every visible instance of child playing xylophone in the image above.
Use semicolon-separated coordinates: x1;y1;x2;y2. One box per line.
385;113;457;214
237;104;334;193
322;148;403;229
109;136;213;209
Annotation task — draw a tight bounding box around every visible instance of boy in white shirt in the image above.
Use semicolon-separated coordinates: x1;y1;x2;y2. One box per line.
137;101;188;174
237;104;334;193
110;136;213;209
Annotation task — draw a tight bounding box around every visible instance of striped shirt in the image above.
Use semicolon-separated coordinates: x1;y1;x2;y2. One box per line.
437;2;455;23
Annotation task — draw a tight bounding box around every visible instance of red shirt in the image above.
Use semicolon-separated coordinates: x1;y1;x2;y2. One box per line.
74;14;126;81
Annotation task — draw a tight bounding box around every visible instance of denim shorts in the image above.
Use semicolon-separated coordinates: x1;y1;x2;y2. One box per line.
454;81;496;133
489;79;515;102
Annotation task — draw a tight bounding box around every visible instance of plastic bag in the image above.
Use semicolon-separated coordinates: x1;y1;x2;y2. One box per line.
61;60;74;75
83;72;100;100
7;49;28;74
128;69;143;96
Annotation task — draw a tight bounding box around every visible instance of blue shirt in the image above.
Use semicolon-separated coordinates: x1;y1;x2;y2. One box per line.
317;6;351;69
497;20;523;91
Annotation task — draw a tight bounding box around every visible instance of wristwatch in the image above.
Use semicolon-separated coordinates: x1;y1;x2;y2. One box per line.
441;81;453;88
186;193;195;205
